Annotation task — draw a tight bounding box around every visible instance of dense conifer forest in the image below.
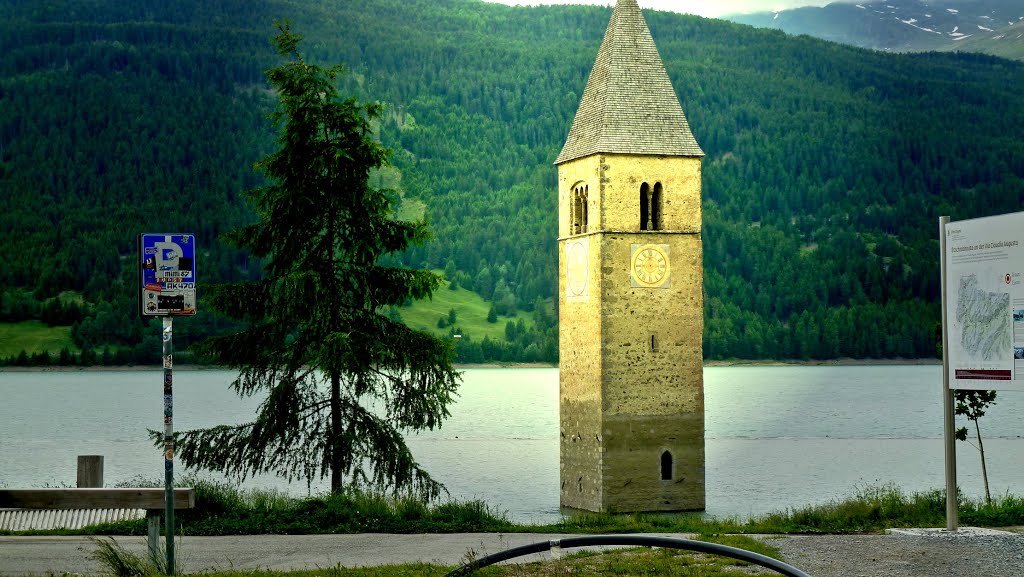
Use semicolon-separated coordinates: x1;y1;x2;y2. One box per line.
1;0;1023;364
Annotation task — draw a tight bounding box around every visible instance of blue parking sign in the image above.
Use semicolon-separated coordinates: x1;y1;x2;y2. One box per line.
139;233;197;316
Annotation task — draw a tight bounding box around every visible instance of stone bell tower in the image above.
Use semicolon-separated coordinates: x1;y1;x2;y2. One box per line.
557;0;705;512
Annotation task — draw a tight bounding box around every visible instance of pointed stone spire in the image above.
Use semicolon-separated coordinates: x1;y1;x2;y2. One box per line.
555;0;703;165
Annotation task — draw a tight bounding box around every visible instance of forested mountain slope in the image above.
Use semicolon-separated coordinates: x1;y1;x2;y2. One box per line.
1;0;1022;363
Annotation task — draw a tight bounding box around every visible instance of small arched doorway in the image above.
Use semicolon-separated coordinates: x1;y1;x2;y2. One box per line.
660;450;673;481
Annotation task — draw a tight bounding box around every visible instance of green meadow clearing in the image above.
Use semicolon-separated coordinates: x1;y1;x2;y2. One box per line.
0;321;76;359
401;280;534;343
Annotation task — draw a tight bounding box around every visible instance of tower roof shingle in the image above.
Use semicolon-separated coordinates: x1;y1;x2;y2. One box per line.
555;0;703;165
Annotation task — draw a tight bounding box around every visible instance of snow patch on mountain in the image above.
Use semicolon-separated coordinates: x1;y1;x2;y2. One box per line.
900;17;940;34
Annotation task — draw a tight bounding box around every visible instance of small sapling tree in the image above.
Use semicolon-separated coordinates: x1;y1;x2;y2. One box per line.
954;389;997;505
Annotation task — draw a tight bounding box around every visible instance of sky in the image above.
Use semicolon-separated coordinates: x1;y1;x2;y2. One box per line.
480;0;839;19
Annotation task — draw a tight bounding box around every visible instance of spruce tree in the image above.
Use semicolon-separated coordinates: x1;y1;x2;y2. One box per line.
177;23;460;499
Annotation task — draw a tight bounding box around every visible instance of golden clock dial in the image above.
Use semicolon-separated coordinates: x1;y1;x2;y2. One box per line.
631;244;669;286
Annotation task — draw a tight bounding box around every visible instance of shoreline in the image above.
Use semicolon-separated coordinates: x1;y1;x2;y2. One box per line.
0;358;941;372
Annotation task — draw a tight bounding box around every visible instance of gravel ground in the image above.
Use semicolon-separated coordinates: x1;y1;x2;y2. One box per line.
761;529;1024;577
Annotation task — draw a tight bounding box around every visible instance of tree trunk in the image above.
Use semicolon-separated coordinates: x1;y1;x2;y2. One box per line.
974;418;991;505
330;371;343;493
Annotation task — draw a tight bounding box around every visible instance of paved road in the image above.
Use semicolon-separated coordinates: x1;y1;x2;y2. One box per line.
0;533;689;576
4;530;1022;576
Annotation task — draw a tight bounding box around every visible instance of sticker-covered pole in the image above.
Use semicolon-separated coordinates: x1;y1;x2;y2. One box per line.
162;316;176;574
939;215;957;531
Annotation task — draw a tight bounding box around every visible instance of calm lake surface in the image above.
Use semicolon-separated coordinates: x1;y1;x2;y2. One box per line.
1;366;1022;522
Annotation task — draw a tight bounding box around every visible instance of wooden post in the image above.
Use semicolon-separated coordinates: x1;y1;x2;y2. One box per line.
147;511;161;562
77;456;104;488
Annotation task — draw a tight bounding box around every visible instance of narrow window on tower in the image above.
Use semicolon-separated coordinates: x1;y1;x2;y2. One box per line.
640;182;651;230
571;184;589;235
581;185;589;233
652;182;663;230
661;450;673;481
569;188;575;233
651;334;659;352
572;188;582;234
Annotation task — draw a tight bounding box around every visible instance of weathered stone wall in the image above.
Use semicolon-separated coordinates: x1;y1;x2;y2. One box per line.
559;231;605;511
598;154;702;233
558;156;602;238
600;233;703;416
600;232;704;511
557;154;702;238
603;413;704;511
558;153;704;513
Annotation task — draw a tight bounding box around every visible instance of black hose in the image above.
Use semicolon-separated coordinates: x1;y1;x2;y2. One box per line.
444;534;813;577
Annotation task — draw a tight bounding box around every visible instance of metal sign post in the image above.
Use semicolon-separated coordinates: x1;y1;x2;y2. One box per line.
139;233;196;576
939;216;957;531
162;317;175;574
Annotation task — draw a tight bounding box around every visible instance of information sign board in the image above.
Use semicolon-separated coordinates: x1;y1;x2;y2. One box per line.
139;233;197;317
943;212;1024;390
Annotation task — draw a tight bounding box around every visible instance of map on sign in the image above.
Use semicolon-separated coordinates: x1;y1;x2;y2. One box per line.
944;212;1024;390
139;233;197;317
955;274;1010;362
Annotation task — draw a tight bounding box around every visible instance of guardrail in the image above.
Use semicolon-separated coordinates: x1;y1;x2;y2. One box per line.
0;456;194;561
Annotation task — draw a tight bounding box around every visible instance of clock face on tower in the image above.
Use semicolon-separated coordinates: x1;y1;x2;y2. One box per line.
565;239;589;298
631;244;670;288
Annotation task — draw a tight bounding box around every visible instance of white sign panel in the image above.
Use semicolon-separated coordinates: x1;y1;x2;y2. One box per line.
944;211;1024;390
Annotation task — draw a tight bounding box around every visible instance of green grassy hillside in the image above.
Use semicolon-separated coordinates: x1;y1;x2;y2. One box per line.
0;321;76;359
402;281;533;343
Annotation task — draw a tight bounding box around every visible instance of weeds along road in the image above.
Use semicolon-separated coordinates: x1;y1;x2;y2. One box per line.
0;533;649;575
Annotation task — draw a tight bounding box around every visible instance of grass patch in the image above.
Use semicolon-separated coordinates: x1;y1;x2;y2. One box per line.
465;535;785;577
395;197;426;222
90;536;167;577
76;477;516;536
0;320;76;358
401;279;532;342
90;565;453;577
12;482;1024;538
544;485;1024;535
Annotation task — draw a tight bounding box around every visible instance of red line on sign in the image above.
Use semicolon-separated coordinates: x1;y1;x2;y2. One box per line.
955;369;1011;380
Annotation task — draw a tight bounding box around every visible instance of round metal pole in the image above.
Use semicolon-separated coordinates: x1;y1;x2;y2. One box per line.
939;215;958;531
162;316;176;574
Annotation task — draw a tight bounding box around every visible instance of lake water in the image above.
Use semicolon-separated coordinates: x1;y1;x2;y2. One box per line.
1;366;1022;522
